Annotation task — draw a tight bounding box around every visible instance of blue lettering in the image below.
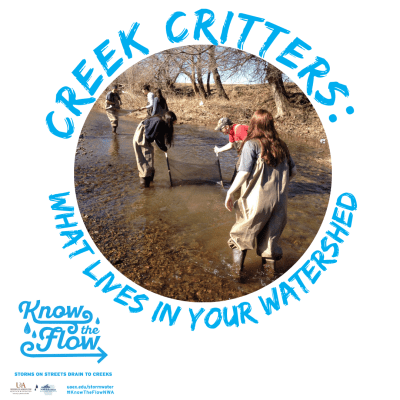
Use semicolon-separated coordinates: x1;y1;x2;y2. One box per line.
166;12;189;43
276;37;312;69
119;22;149;57
238;302;258;324
55;86;95;117
49;192;73;212
94;272;122;293
298;56;330;96
279;282;300;305
72;60;103;96
189;308;205;331
194;9;218;45
222;306;239;327
258;287;280;315
46;111;74;139
114;285;137;306
204;308;222;329
315;81;349;106
220;11;234;44
259;22;290;58
129;294;149;314
237;13;264;50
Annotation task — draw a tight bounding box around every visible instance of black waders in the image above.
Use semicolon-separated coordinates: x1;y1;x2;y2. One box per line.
139;177;151;188
232;248;247;279
261;258;278;280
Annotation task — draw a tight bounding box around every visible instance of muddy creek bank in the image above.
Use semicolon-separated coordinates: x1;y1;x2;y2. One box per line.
74;110;331;302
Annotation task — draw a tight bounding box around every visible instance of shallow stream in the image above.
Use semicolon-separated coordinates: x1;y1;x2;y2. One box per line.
74;110;331;302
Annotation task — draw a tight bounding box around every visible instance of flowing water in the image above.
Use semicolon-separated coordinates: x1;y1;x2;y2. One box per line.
74;110;331;302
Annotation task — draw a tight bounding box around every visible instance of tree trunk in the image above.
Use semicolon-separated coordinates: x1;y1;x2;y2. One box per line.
182;71;199;96
266;63;291;118
166;71;180;91
209;46;229;100
190;56;199;95
196;63;207;100
206;71;211;96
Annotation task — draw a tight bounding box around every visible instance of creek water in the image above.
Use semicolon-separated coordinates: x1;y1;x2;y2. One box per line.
74;110;331;302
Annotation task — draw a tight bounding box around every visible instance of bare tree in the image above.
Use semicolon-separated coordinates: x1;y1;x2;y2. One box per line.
266;63;292;117
209;46;229;100
215;48;293;116
196;62;207;99
121;45;294;117
206;71;211;96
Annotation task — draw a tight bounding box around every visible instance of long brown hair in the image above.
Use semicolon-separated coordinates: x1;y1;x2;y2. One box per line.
154;88;167;110
240;109;291;167
162;111;176;147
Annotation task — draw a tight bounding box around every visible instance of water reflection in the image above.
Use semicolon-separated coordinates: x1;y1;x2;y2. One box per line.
75;110;331;302
109;135;120;157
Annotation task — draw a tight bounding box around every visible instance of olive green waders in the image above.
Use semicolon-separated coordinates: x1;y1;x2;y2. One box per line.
106;106;119;132
228;156;290;261
133;122;155;180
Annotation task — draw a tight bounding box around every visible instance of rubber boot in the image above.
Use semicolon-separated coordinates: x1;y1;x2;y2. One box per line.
261;258;275;280
149;170;155;182
232;248;247;279
139;177;151;188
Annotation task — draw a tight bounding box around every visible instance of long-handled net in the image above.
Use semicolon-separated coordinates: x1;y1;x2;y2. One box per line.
105;107;141;116
166;154;224;187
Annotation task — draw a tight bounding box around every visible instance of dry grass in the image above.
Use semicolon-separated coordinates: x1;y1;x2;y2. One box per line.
93;82;327;144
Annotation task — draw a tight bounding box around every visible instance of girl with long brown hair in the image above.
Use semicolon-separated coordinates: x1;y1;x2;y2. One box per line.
225;109;297;279
151;88;169;116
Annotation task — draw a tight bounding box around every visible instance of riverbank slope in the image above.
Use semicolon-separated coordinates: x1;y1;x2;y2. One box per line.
93;82;327;145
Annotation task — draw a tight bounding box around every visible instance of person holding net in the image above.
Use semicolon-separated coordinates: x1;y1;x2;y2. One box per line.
133;111;177;188
225;110;297;280
214;117;249;182
139;84;155;116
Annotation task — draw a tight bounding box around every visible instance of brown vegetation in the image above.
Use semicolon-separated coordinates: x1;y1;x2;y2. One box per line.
93;81;327;143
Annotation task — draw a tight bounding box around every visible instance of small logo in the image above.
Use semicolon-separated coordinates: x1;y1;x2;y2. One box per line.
40;384;57;395
19;300;107;363
10;382;32;394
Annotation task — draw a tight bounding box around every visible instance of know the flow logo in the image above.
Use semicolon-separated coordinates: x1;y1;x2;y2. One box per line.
19;300;108;363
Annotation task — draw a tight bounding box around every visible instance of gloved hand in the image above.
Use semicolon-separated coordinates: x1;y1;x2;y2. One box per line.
214;146;220;154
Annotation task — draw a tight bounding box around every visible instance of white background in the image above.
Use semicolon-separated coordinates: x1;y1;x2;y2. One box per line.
1;0;399;398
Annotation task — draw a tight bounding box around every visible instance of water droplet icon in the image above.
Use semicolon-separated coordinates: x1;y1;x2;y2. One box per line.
95;318;100;324
32;331;37;338
24;323;31;334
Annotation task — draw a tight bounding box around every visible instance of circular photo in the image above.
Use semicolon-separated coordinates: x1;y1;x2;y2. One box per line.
74;45;331;302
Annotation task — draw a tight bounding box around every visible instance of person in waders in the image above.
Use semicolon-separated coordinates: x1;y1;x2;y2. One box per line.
139;84;155;117
151;88;169;116
225;110;297;280
133;111;177;188
105;85;122;134
214;117;249;182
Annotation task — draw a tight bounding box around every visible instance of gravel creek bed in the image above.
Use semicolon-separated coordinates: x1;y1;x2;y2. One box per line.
74;110;332;302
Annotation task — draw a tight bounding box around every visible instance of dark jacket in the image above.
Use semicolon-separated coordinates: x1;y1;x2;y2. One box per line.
143;117;168;152
106;91;121;109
